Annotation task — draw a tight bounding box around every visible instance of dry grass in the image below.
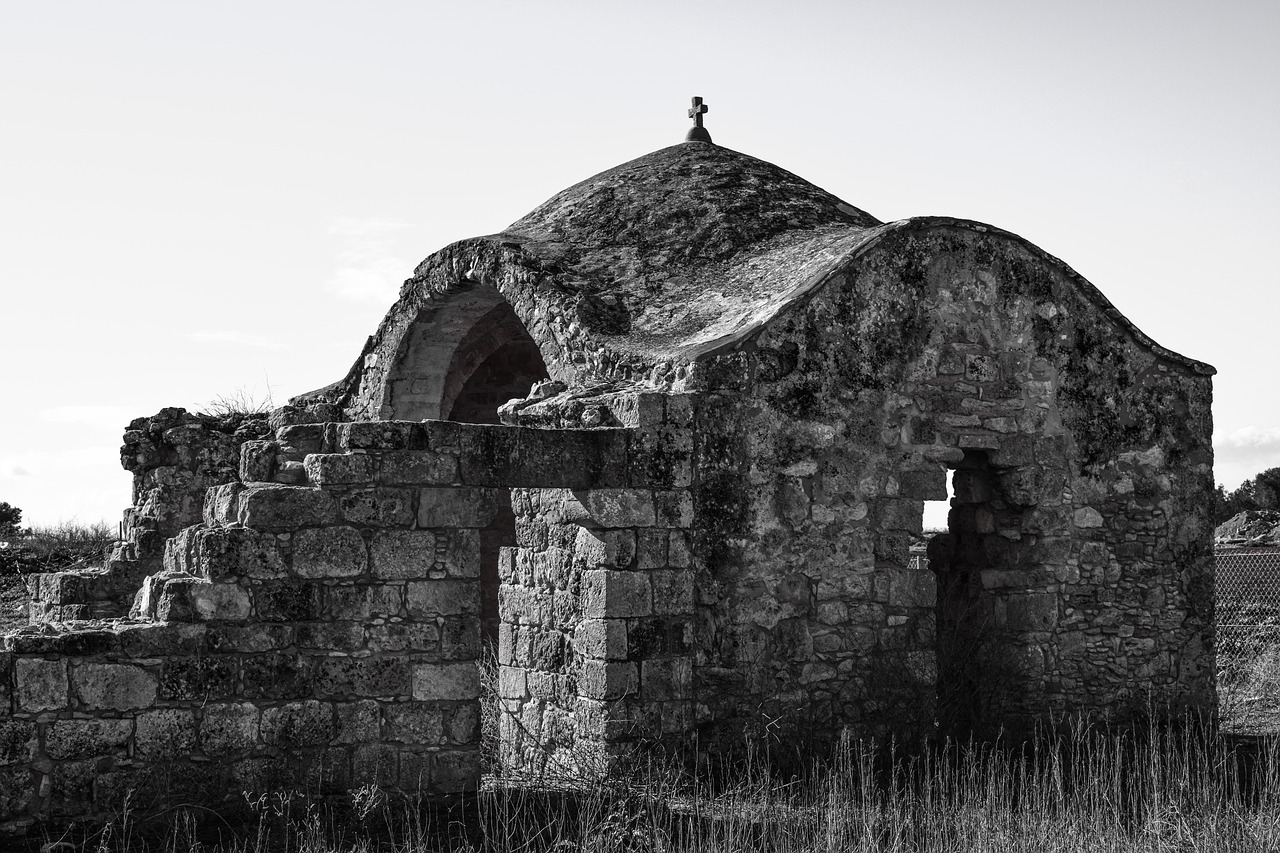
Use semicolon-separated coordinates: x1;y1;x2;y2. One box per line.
25;721;1280;853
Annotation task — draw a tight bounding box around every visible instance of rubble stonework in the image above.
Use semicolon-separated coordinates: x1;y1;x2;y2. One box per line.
0;140;1215;830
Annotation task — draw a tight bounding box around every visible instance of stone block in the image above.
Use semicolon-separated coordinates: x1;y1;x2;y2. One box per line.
440;529;482;578
366;622;439;654
640;659;692;701
958;434;1000;450
204;623;294;654
200;702;260;755
339;421;411;450
1074;506;1104;528
135;708;197;759
573;527;636;569
14;658;67;712
576;620;628;660
637;530;668;569
405;580;479;617
161;655;237;700
447;704;479;745
577;489;656;528
578;660;638;701
191;582;253;621
314;657;411;698
497;665;526;699
253;580;322;621
626;618;690;658
198;526;286;580
417;487;501;528
72;663;158;711
384;701;444;743
326;584;403;621
293;526;368;577
302;452;372;486
0;720;35;765
379;450;459;485
412;663;481;701
371;530;437;579
1004;593;1059;633
987;434;1033;467
45;718;132;760
583;570;652;618
296;621;366;652
668;532;692;568
205;482;246;527
239;652;314;699
898;467;947;501
237;484;337;530
334;700;381;744
340;488;416;527
239;440;278;483
261;700;335;749
352;743;399;785
655;491;694;528
650;570;694;615
277;423;325;452
441;616;481;660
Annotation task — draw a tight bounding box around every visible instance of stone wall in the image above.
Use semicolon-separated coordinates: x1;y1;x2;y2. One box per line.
498;392;696;774
28;408;273;623
722;222;1216;735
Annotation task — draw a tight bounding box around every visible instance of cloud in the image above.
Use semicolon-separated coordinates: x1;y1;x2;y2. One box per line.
38;405;139;429
186;330;288;349
326;218;412;303
1213;426;1280;488
9;466;30;477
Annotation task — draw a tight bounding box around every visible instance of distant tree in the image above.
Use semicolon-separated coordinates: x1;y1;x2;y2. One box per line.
0;502;21;541
1209;467;1280;525
1254;467;1280;510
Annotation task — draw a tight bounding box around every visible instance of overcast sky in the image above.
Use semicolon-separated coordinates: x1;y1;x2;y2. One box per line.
2;1;1277;527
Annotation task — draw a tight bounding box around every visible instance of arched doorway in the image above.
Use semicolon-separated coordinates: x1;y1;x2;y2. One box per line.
383;285;551;642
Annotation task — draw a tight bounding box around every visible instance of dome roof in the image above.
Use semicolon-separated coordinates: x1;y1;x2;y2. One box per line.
491;142;886;362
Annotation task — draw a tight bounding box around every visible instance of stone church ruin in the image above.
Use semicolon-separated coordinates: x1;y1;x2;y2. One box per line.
0;102;1217;830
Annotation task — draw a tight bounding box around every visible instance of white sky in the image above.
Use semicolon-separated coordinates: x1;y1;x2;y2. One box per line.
2;0;1277;527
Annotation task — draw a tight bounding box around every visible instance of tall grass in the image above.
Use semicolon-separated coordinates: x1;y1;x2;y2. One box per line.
0;519;114;575
52;721;1280;853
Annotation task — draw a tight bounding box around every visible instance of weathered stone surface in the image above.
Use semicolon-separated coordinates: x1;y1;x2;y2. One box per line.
45;718;132;759
412;663;481;701
293;526;367;577
417;488;500;528
200;702;260;754
578;489;656;528
370;530;436;579
237;484;337;529
405;580;479;617
261;700;336;749
340;488;416;527
72;663;158;711
304;452;375;486
135;708;198;759
14;658;68;712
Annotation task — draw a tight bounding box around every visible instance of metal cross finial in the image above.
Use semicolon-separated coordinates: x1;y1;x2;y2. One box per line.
685;96;713;144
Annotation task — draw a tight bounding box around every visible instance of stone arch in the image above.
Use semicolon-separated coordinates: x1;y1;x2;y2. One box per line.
382;284;550;424
381;284;550;644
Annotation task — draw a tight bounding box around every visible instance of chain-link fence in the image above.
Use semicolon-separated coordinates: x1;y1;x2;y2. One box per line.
1215;547;1280;657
